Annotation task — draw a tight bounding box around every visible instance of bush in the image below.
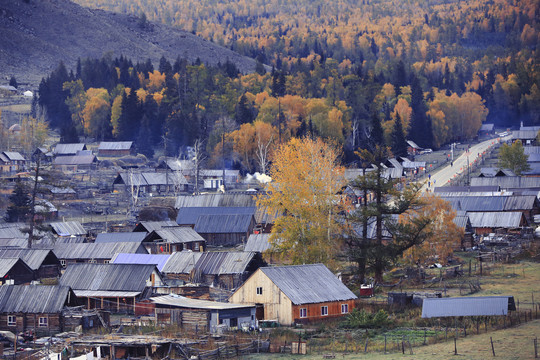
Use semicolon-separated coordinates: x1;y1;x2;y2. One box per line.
344;309;391;329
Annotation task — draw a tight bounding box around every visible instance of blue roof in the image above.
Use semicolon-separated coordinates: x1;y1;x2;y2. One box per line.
176;206;256;225
110;253;171;271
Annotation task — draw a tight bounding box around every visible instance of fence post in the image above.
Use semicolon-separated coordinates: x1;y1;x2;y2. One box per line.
384;334;387;353
454;337;457;355
534;337;538;358
490;337;495;357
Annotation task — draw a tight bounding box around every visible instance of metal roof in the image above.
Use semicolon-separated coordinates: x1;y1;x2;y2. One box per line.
199;169;240;177
110;253;171;271
467;212;524;228
244;233;272;252
148;227;205;244
471;176;540;189
161;251;202;274
523;163;540;175
0;285;71;313
53;143;86;155
73;290;141;297
50;221;86;236
2;151;25;161
98;141;133;150
453;213;470;230
133;221;178;233
193;251;258;275
512;130;537;140
95;232;147;244
53;155;96;165
0;249;56;270
441;195;537;212
422;296;515;318
524;146;540;155
194;214;254;233
434;186;500;193
258;264;357;305
175;194;257;209
53;242;147;260
115;172;187;186
0;258;23;277
151;295;254;310
59;263;157;291
176;207;256;225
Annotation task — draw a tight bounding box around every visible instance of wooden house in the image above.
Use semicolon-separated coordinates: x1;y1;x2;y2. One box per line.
0;151;26;173
97;141;133;157
0;249;61;280
229;264;357;326
59;263;164;314
53;242;148;268
132;221;179;233
0;285;77;335
113;172;188;195
53;152;97;171
140;295;256;333
53;143;87;156
161;251;265;290
194;214;255;247
142;227;206;253
0;258;34;285
467;212;526;235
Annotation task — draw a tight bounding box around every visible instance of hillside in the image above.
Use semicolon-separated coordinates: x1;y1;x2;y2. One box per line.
0;0;258;88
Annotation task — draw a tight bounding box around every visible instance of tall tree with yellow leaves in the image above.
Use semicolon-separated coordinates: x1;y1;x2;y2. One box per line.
257;137;348;268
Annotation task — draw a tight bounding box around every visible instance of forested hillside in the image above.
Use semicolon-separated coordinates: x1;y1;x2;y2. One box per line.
36;0;538;172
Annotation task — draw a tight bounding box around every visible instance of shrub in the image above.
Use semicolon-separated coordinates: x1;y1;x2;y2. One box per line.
344;309;390;329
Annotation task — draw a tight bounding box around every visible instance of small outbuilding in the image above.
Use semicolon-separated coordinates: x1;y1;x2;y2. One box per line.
421;296;516;318
98;141;133;157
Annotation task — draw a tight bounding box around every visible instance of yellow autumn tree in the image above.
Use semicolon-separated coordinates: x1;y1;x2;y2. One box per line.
257;137;348;268
82;88;111;139
402;194;463;266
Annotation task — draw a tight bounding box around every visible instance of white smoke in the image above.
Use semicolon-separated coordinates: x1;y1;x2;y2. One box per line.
245;172;272;184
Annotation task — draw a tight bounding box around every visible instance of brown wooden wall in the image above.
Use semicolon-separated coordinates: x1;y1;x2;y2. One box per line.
0;313;62;335
291;299;356;324
155;308;209;332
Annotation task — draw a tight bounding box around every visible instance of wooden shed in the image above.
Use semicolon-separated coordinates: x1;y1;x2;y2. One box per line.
0;249;61;280
229;264;357;326
0;258;34;285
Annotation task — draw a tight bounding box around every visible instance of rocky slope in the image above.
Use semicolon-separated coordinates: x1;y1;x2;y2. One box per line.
0;0;257;88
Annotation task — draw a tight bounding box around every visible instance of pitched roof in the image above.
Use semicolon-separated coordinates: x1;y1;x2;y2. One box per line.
259;264;357;305
512;130;537;140
194;214;254;233
147;227;205;244
151;294;254;310
95;232;147;244
59;263;156;291
0;285;71;313
110;253;171;271
98;141;133;150
244;233;273;252
471;176;540;189
53;154;96;166
50;221;86;236
175;193;257;209
0;258;25;277
115;172;187;186
0;249;57;270
2;151;25;161
53;242;147;260
53;143;86;155
467;212;524;228
176;206;256;225
161;251;202;274
132;221;178;233
422;296;515;317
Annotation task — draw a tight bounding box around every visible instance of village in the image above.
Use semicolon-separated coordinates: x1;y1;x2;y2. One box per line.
0;91;539;360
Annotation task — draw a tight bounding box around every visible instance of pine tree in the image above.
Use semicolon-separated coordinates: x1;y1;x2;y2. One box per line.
5;180;31;223
391;113;408;157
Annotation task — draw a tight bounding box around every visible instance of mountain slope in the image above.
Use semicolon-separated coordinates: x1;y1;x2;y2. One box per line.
0;0;257;87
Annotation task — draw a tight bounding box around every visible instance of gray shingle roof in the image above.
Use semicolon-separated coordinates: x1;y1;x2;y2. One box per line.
95;232;147;244
0;258;23;277
53;143;86;155
53;155;96;166
2;151;25;161
0;249;56;270
98;141;133;150
467;212;523;228
471;176;540;189
176;206;256;225
0;285;71;313
59;263;157;291
133;221;178;233
422;296;515;318
175;193;257;209
440;195;537;212
259;264;357;305
115;172;187;186
161;251;202;274
244;233;272;252
53;242;147;260
194;214;254;233
50;221;86;236
161;251;258;275
147;227;205;244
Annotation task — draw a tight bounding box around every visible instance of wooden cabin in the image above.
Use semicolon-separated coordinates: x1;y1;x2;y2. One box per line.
229;264;357;326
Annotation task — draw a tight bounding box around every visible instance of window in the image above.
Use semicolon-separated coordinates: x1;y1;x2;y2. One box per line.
321;306;328;316
341;304;349;314
299;308;307;318
39;317;48;327
256;287;263;295
7;315;16;326
60;260;66;268
104;260;109;264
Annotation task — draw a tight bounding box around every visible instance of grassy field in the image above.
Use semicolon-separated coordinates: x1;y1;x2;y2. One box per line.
242;319;540;359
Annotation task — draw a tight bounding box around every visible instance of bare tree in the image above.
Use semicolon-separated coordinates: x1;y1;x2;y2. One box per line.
192;138;207;194
256;133;273;175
